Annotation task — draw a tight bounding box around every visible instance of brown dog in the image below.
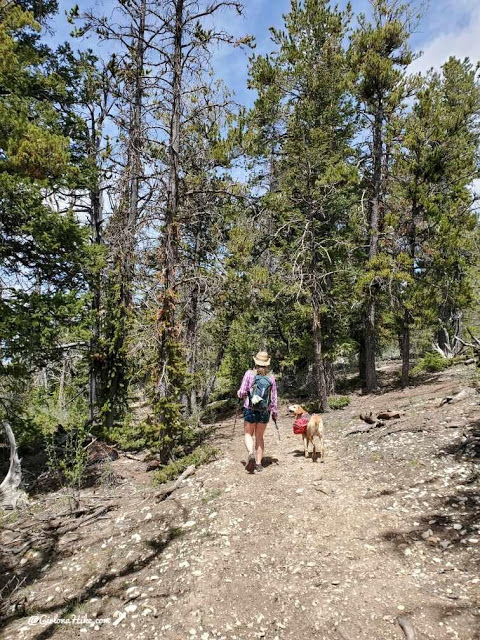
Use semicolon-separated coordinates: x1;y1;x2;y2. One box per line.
288;404;325;462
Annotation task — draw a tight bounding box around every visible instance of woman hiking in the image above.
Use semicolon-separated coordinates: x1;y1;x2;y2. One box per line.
237;351;278;473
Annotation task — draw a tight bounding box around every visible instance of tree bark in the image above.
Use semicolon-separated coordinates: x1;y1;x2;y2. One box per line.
184;283;199;416
364;297;377;392
400;201;417;388
89;166;103;422
324;359;335;396
123;0;146;306
104;0;146;431
358;329;366;386
82;64;110;425
0;423;24;510
400;316;410;388
157;0;184;401
363;105;383;392
312;297;329;413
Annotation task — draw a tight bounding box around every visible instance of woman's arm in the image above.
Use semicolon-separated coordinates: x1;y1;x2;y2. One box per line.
237;370;253;399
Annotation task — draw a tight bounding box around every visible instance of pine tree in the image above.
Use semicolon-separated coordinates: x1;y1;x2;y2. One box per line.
349;0;418;391
248;0;357;410
0;0;88;382
393;57;480;382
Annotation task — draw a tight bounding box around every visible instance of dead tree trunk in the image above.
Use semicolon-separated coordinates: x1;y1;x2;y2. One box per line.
156;0;184;401
400;205;416;388
357;329;366;386
0;423;24;510
87;105;105;424
435;311;463;358
454;331;480;366
364;297;377;392
89;176;103;422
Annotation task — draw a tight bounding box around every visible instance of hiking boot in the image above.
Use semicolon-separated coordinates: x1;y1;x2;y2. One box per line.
255;463;264;472
245;453;255;474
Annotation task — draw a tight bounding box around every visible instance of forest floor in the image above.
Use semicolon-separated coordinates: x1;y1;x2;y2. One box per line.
1;363;479;640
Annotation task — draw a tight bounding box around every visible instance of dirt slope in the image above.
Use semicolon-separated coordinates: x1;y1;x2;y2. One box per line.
1;365;479;640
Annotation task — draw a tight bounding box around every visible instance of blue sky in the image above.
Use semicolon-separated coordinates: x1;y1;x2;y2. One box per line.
47;0;480;108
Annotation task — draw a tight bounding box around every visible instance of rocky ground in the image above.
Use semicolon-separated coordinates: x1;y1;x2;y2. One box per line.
1;364;479;640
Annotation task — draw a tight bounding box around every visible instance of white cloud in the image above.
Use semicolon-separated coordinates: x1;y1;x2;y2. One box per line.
410;2;480;74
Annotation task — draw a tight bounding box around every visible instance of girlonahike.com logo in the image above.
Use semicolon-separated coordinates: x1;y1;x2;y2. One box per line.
28;615;111;626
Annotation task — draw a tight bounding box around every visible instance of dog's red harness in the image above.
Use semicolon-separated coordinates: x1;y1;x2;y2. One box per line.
293;414;310;434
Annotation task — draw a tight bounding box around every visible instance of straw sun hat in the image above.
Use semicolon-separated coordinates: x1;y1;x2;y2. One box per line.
253;351;271;367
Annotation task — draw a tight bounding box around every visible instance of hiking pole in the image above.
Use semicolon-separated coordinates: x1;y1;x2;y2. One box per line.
231;400;243;439
273;417;281;442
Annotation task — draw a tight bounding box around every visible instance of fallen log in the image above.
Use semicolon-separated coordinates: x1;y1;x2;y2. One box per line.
439;388;475;407
146;460;161;472
448;389;473;404
2;504;116;560
359;412;375;425
397;616;416;640
377;412;401;420
156;465;196;501
54;505;114;536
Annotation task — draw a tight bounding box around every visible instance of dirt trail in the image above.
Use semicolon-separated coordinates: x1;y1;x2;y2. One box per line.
1;367;479;640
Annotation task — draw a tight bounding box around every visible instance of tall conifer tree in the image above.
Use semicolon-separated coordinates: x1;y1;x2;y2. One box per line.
349;0;417;390
248;0;357;409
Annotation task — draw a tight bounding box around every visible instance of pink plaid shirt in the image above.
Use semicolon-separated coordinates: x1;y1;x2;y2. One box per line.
237;369;278;419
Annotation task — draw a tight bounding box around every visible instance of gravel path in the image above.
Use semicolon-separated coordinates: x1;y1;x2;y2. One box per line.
2;369;479;640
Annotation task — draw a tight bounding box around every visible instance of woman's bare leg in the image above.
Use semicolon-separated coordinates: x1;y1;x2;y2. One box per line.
244;421;256;456
254;422;267;465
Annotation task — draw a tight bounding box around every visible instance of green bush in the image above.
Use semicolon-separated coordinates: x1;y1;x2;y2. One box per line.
411;352;452;376
328;395;351;410
44;424;89;489
20;384;90;488
108;414;161;451
152;445;219;486
108;411;204;457
23;385;88;445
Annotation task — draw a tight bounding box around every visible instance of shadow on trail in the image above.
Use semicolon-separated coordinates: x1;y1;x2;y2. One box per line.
419;602;480;639
239;457;279;471
1;525;183;639
0;532;58;627
261;456;279;467
380;424;479;570
365;475;443;500
335;366;455;397
437;417;480;461
290;449;307;458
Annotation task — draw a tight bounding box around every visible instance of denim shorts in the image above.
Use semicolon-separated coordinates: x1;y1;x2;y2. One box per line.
243;407;270;424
